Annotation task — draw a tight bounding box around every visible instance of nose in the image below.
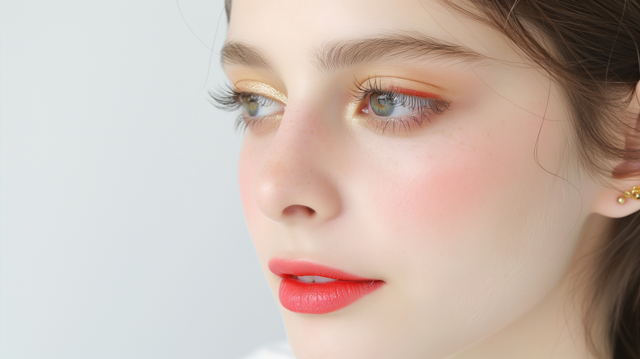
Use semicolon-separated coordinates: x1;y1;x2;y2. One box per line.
252;108;342;224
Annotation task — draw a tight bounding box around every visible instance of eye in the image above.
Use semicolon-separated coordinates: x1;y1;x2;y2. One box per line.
208;85;287;134
369;93;415;117
361;90;444;121
354;82;450;135
240;94;284;117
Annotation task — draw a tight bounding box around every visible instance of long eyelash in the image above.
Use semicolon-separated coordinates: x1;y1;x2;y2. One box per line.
207;84;276;133
208;86;249;133
351;77;387;101
208;84;243;111
208;84;278;110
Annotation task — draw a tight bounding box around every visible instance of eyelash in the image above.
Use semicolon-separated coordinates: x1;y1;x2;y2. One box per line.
208;85;280;133
208;81;450;134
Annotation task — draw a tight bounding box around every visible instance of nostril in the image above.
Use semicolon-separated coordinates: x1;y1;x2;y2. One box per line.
282;205;316;217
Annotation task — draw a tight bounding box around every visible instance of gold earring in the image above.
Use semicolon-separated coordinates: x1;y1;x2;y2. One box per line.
617;187;640;204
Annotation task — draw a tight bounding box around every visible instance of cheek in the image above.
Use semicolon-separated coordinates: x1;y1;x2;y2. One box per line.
238;140;265;242
364;116;543;242
355;106;577;342
238;139;281;285
238;145;254;220
366;91;571;247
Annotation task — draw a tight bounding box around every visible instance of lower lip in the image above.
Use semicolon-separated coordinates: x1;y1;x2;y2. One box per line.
279;277;384;314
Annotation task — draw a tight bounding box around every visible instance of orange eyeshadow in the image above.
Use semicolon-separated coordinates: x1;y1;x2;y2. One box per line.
390;86;440;99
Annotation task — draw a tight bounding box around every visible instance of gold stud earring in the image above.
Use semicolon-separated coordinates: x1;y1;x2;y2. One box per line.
617;186;640;204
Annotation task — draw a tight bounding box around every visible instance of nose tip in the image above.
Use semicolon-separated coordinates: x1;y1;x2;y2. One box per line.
249;103;342;224
252;159;341;224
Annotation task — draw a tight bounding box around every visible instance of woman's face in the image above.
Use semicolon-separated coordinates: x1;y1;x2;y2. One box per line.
222;0;597;358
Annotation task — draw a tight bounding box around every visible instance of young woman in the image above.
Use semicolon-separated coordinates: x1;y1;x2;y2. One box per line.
213;0;640;358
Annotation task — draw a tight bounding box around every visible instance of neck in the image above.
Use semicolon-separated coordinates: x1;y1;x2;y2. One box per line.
447;213;612;359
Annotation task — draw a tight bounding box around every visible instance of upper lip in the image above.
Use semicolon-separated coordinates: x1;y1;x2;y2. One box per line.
268;258;381;281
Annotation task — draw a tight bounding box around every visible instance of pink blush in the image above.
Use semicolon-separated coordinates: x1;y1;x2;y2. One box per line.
363;111;549;246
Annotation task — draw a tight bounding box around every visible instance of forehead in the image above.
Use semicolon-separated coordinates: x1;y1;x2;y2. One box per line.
226;0;524;69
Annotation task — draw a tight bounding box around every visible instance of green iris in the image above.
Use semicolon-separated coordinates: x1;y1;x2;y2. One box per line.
241;95;260;116
370;93;396;116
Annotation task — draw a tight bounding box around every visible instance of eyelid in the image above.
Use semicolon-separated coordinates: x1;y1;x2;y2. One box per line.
389;86;441;100
235;80;288;105
357;77;447;100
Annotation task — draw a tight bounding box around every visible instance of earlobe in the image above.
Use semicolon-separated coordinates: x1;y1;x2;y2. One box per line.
617;187;640;204
591;184;640;218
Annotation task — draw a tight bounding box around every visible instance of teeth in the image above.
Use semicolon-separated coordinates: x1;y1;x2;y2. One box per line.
297;275;315;283
293;275;337;283
313;276;337;283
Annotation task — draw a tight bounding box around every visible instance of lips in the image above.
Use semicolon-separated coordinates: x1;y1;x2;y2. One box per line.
268;258;384;314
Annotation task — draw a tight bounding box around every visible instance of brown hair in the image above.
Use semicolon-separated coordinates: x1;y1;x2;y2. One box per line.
223;0;640;357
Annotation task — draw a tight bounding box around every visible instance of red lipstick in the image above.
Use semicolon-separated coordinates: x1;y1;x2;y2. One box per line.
268;258;384;314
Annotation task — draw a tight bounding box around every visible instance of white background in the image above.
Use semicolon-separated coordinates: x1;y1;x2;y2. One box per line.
0;1;287;358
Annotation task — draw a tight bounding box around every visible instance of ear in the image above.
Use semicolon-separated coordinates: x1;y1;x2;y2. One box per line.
591;81;640;218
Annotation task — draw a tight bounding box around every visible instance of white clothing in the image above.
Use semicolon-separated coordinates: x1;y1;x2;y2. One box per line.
240;341;295;359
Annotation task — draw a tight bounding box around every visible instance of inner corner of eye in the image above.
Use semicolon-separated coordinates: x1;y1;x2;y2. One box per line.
357;98;371;113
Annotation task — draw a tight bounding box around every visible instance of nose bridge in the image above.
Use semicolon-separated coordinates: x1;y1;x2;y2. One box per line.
272;102;328;167
252;103;341;223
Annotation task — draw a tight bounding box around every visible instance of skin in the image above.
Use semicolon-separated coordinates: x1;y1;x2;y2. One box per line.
221;1;640;358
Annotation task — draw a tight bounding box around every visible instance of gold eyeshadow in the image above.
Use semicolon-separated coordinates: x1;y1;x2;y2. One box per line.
235;80;288;104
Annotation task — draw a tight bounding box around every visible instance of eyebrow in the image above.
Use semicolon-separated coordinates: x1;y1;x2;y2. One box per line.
221;32;484;72
221;41;273;69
